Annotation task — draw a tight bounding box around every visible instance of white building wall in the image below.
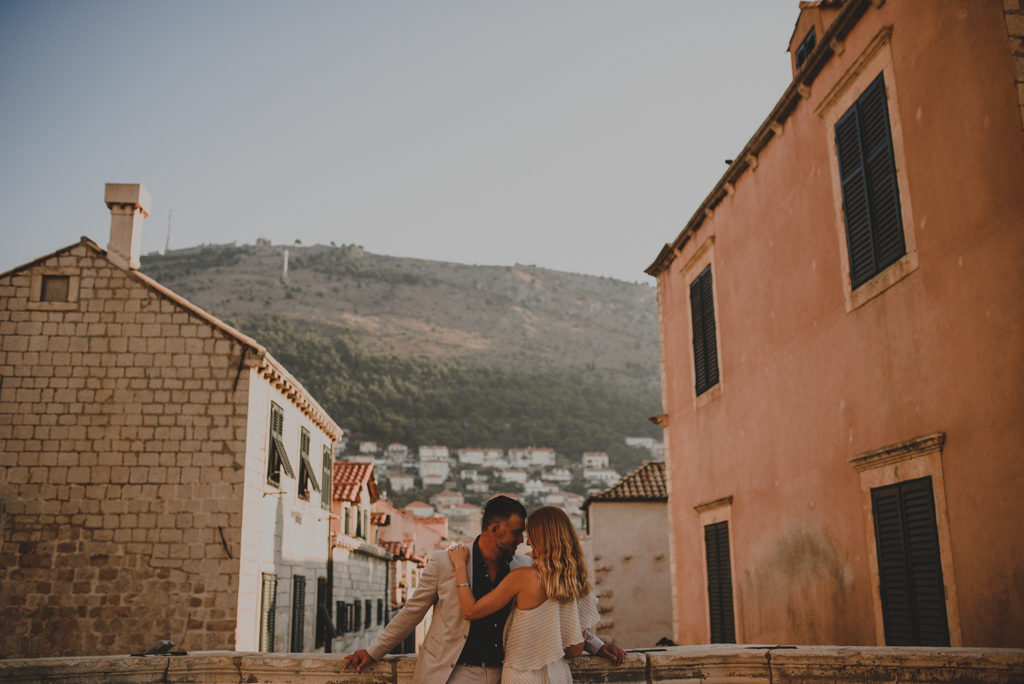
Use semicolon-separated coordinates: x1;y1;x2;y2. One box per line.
237;369;334;653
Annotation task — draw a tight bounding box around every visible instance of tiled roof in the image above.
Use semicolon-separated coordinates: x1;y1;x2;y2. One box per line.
332;461;379;503
381;540;417;561
583;461;666;509
370;511;389;526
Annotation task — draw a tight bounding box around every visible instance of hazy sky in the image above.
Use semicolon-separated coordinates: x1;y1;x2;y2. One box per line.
1;1;800;283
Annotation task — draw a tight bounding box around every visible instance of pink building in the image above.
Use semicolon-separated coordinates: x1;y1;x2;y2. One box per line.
647;0;1024;647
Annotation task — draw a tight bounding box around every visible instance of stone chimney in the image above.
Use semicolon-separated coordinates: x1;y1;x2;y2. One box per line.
104;183;152;270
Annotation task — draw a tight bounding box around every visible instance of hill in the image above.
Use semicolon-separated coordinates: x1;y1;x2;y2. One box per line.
139;242;662;467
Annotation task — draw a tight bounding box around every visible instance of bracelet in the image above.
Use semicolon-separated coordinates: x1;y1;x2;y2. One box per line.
456;582;470;588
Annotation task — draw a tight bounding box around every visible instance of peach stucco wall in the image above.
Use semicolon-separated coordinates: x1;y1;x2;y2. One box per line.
588;500;673;648
655;1;1024;647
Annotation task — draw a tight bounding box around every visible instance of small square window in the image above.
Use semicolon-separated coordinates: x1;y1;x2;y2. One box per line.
40;275;70;302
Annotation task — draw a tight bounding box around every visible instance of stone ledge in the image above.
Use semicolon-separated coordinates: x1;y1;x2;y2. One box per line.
0;646;1022;683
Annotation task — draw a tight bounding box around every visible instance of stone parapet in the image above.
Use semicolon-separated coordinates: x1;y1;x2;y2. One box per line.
1;645;1022;684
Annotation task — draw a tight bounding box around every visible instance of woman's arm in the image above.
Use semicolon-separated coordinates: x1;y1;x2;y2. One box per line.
447;546;526;621
563;638;585;659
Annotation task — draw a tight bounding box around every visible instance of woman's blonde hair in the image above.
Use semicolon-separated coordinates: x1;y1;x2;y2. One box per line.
526;506;591;601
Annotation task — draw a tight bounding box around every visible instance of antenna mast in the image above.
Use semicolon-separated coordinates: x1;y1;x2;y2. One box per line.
163;207;173;254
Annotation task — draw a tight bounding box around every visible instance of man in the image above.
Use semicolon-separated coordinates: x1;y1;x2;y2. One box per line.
344;495;626;682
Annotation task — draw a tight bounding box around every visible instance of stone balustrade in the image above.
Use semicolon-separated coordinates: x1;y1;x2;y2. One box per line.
1;645;1023;683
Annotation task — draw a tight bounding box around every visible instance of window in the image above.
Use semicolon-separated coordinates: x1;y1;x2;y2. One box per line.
40;275;70;302
377;598;384;625
315;577;331;648
353;600;361;632
267;403;294;486
836;73;906;289
364;599;372;629
336;601;348;635
297;427;320;500
795;26;817;69
343;506;351;537
704;521;735;643
321;445;332;511
290;575;306;652
259;573;278;652
689;265;720;396
871;477;950;646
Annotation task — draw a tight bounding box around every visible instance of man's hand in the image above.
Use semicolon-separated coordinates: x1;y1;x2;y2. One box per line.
343;649;376;672
596;643;627;666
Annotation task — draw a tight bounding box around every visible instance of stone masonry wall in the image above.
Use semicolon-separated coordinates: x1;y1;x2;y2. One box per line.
330;544;390;655
0;242;251;657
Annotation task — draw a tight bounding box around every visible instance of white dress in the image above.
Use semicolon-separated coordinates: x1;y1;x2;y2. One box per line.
500;593;600;684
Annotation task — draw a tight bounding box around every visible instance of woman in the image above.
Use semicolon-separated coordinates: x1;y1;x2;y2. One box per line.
448;506;599;684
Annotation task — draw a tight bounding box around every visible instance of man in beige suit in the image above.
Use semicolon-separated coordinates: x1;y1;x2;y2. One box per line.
344;496;625;683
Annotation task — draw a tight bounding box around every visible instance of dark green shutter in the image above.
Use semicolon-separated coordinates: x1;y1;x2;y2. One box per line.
377;598;383;625
259;573;277;652
321;446;332;511
690;265;719;396
704;521;735;643
353;600;361;632
365;599;372;629
315;577;329;647
290;575;306;652
871;476;950;646
336;601;347;635
836;73;906;289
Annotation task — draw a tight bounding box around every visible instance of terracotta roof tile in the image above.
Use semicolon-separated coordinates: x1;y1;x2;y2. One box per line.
584;461;666;508
332;461;379;503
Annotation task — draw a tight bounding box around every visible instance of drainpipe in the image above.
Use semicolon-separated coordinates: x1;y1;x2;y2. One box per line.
324;532;333;653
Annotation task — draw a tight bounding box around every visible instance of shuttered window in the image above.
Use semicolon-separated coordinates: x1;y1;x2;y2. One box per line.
336;601;348;635
267;403;294;485
40;275;71;302
298;427;320;500
353;600;361;632
290;575;306;652
259;573;277;652
315;577;330;647
321;445;332;511
377;598;384;625
704;521;735;643
871;476;950;646
690;265;720;396
795;26;817;69
835;73;906;289
364;599;372;629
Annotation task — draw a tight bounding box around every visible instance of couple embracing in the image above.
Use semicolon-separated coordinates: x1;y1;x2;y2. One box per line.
344;496;625;683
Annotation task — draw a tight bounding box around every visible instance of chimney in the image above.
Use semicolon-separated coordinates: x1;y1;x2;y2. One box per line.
104;183;152;270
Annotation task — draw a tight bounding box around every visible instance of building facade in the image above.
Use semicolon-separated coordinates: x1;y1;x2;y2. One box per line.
646;0;1024;647
584;462;672;648
0;184;342;657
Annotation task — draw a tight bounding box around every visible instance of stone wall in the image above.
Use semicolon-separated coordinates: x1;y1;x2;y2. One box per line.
329;542;391;655
0;242;251;657
0;646;1021;683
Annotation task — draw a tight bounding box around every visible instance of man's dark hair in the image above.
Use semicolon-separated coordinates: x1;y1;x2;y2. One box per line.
482;495;527;531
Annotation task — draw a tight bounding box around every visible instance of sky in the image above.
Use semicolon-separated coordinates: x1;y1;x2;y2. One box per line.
0;1;800;283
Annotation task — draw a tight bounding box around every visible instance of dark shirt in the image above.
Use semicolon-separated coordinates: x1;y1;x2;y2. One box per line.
457;537;512;666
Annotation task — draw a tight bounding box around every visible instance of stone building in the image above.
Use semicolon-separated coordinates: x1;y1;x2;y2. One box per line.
645;0;1024;647
0;184;342;657
328;461;391;655
583;462;672;648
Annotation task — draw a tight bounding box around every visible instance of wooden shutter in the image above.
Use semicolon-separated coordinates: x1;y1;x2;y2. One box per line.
690;266;719;396
259;573;277;652
268;403;294;480
353;600;361;632
377;598;383;625
365;599;372;629
836;73;906;289
290;575;306;652
871;476;949;646
321;446;332;511
315;577;328;647
336;601;348;635
704;521;735;643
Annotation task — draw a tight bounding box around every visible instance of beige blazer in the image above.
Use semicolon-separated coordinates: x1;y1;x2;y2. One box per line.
367;544;604;683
